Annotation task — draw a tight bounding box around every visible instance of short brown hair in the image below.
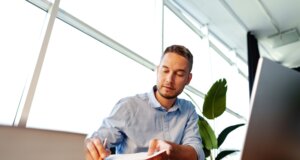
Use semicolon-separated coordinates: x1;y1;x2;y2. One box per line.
162;45;193;72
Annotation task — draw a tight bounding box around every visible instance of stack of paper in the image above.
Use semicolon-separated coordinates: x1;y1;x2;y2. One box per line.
105;150;167;160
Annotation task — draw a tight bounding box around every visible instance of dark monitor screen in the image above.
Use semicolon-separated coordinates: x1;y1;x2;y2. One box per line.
241;57;300;160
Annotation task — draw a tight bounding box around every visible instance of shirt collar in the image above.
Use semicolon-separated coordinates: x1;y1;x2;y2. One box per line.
148;86;181;112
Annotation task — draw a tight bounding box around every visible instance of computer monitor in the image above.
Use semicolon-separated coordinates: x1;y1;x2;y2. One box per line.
241;57;300;160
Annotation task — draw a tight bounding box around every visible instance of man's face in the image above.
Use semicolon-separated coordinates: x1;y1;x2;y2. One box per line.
156;52;192;99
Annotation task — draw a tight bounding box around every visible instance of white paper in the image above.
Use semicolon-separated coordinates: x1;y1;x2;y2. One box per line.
105;150;167;160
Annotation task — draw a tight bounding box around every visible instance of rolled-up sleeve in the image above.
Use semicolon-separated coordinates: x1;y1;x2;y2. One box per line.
182;108;205;160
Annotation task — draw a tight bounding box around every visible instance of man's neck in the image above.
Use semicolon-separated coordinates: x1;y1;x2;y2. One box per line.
155;91;176;110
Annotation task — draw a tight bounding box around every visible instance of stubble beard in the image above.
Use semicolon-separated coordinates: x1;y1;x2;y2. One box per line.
157;88;180;99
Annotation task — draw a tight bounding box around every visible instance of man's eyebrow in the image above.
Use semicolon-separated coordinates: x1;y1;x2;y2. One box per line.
161;65;188;73
161;65;169;69
161;65;187;73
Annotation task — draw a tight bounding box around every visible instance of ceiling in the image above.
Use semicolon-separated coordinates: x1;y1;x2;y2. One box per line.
174;0;300;68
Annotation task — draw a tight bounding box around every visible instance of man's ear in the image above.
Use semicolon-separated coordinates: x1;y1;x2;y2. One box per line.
186;73;192;85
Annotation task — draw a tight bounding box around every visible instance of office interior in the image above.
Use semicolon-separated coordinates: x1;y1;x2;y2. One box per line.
0;0;299;159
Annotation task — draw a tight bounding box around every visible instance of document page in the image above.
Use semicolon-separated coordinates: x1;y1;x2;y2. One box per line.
105;150;167;160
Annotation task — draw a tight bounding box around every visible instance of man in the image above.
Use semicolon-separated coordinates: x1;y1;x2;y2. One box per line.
85;44;204;160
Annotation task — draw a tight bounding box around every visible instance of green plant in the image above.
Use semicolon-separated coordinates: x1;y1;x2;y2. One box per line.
185;78;244;160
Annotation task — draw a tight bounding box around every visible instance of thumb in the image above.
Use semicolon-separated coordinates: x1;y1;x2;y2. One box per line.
147;139;158;156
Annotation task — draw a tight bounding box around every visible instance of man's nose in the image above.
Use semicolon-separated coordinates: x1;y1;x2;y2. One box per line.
165;73;174;83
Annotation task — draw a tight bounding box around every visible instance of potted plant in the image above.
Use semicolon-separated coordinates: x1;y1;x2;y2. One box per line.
185;78;244;160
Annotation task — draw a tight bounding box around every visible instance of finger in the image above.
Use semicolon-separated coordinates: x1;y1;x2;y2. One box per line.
92;138;110;159
86;140;100;160
165;148;171;156
85;150;93;160
84;140;93;160
147;139;158;155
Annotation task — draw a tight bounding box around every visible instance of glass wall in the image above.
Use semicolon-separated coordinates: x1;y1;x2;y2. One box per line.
27;18;156;133
1;0;249;159
0;0;46;125
59;0;162;65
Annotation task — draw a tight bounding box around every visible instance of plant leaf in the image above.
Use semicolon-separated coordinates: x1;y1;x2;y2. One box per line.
203;146;211;158
215;150;239;160
202;78;227;119
198;116;218;149
217;123;245;148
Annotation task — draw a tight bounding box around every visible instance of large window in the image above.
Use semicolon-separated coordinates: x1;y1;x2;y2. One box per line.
59;0;162;65
27;19;156;133
0;0;46;125
1;1;249;159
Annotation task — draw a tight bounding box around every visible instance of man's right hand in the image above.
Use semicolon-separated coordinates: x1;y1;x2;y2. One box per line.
85;138;111;160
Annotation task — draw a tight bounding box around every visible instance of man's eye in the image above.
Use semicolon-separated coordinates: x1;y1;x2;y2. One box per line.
176;72;185;77
161;68;169;73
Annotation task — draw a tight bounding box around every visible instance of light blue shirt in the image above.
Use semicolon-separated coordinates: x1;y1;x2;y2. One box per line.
91;86;204;159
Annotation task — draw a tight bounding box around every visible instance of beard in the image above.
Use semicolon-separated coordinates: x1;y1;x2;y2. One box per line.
157;87;182;99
